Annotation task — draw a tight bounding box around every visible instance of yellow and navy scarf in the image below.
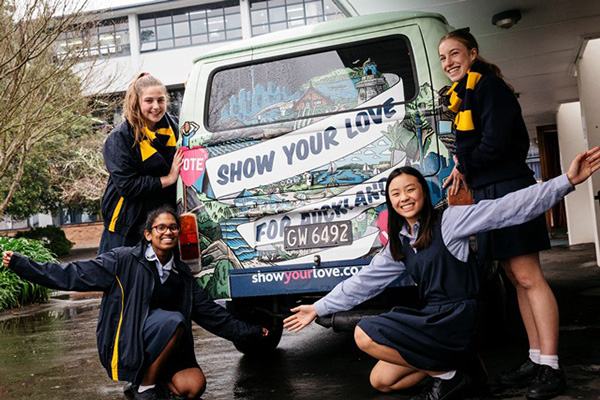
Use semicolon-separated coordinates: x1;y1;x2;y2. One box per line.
444;60;487;137
139;115;177;162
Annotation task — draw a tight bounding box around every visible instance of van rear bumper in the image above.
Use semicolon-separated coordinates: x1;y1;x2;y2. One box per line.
228;259;371;297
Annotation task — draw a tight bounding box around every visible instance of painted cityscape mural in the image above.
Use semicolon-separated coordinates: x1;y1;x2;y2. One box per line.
178;50;454;300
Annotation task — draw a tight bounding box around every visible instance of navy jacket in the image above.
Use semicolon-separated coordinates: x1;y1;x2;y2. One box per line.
8;243;262;383
455;70;533;189
101;114;178;238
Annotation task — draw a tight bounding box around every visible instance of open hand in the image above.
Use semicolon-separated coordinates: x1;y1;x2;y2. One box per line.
566;146;600;186
283;304;318;333
161;148;185;187
3;251;13;268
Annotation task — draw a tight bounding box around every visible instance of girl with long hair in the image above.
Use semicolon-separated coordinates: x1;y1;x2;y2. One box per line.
283;148;600;400
438;28;566;399
99;73;184;254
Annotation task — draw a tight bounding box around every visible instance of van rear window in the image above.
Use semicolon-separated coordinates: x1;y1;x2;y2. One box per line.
207;35;416;132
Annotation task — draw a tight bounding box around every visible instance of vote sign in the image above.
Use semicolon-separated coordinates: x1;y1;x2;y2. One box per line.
180;147;208;187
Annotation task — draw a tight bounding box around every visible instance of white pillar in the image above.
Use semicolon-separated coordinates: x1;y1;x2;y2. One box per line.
240;0;252;39
576;38;600;265
556;102;595;245
128;13;141;69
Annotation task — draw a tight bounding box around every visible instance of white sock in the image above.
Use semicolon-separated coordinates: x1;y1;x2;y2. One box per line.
433;370;457;380
540;354;559;370
529;349;541;364
137;384;156;393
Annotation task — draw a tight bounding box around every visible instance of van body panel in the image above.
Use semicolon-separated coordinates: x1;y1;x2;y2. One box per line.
178;13;453;310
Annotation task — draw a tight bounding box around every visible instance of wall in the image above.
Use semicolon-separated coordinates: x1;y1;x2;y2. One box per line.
576;38;600;265
556;102;595;245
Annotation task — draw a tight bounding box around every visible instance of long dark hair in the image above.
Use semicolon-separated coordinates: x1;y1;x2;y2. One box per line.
385;167;438;261
142;205;180;237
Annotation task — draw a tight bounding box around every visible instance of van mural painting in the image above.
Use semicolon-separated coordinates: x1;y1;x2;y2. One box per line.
179;58;453;300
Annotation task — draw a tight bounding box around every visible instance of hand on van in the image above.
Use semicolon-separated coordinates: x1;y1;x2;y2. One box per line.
283;305;318;333
443;161;469;196
161;148;184;188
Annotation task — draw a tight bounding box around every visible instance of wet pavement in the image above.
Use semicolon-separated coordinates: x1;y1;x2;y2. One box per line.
0;244;599;399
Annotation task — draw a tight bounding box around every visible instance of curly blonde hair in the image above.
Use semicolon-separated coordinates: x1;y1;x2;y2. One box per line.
123;72;170;144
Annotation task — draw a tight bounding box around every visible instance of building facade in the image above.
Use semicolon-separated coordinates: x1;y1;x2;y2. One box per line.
0;0;344;233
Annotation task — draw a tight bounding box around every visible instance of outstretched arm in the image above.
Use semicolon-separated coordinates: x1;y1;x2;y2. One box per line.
443;146;600;254
2;251;116;292
283;246;412;333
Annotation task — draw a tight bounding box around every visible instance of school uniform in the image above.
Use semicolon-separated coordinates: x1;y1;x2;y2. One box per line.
445;60;549;261
314;174;573;371
99;114;179;254
7;241;262;383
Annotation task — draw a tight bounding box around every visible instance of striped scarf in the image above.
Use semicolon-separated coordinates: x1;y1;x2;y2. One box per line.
139;115;177;162
444;60;487;140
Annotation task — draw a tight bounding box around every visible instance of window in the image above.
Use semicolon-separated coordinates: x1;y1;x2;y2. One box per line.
139;1;241;52
250;0;343;36
56;18;130;58
207;35;417;132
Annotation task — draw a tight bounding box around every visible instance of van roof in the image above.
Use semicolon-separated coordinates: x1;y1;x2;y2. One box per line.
192;11;448;63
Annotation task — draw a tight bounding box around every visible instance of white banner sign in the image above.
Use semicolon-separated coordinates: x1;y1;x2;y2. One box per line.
205;82;405;199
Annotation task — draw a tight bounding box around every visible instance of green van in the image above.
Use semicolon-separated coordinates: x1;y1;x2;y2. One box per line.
177;11;455;353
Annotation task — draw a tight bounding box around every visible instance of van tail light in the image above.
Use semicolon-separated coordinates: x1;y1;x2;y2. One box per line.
179;213;201;265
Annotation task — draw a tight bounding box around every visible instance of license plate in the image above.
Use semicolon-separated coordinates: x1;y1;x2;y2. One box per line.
284;221;353;250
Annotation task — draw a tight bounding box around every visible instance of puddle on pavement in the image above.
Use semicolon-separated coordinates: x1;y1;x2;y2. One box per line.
0;303;124;399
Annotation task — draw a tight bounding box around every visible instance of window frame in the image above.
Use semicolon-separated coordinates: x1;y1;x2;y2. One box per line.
204;34;419;133
139;1;242;53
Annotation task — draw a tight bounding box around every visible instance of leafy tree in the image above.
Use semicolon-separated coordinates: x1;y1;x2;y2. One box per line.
0;0;113;218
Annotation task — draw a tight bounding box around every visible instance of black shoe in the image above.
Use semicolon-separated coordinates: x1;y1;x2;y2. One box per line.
463;354;488;388
124;382;138;399
134;387;164;400
526;365;566;400
498;359;542;388
411;372;467;400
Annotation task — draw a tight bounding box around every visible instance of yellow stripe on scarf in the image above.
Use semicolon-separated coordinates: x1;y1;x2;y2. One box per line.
139;124;176;161
447;82;460;113
455;110;475;131
139;140;157;161
466;71;482;90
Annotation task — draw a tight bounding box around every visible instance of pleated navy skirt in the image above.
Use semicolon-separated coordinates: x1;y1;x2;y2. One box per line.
473;175;550;261
140;309;200;383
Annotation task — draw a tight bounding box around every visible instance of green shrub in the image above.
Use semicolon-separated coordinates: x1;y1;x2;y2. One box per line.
15;225;73;257
0;237;54;311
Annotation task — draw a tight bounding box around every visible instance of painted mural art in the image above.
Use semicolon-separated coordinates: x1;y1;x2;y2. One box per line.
178;42;454;299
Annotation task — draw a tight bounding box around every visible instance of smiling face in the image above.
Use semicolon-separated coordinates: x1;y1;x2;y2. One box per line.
387;173;425;228
144;212;179;257
138;85;167;131
438;38;477;82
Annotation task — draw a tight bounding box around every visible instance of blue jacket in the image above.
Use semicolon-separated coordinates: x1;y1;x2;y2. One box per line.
8;242;262;383
101;114;178;237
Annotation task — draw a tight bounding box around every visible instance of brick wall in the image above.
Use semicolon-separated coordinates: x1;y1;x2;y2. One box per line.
1;222;103;250
62;222;103;249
